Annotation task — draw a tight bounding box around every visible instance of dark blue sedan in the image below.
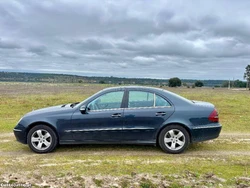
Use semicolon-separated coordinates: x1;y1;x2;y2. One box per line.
14;86;222;154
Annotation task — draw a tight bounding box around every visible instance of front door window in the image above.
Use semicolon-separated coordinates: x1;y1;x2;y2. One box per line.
87;91;124;111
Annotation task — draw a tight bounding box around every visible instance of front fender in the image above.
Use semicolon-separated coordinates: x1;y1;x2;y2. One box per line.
17;110;73;142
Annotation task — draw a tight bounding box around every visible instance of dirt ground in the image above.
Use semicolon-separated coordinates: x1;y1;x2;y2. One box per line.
1;171;249;188
0;133;250;157
0;133;250;188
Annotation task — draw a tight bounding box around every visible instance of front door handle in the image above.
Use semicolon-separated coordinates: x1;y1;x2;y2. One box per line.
112;113;122;118
156;112;166;116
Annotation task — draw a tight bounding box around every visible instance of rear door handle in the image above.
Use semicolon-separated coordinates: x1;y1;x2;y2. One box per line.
156;112;166;116
112;113;122;118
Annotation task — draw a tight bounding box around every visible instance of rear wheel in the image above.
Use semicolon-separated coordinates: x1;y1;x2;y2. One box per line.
159;125;190;154
27;125;58;153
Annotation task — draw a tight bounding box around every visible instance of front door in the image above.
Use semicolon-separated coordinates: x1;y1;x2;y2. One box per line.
71;91;125;142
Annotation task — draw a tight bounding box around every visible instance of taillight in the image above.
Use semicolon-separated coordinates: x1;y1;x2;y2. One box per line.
209;109;219;122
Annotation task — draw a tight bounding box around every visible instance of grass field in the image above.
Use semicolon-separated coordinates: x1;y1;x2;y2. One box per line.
0;82;250;187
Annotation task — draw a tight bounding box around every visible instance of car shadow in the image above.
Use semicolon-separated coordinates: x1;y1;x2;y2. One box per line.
56;144;163;154
55;143;210;155
12;142;211;155
188;142;211;151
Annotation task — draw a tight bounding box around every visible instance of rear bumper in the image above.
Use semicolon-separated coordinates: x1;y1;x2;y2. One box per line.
191;123;222;143
13;124;27;144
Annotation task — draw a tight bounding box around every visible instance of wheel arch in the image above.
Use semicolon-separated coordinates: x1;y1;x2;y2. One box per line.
26;121;59;143
156;122;192;145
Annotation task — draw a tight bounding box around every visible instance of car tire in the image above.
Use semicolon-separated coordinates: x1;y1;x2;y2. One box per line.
27;125;58;153
159;125;190;154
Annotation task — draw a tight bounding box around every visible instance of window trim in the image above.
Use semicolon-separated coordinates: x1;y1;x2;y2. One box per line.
87;108;124;112
153;93;156;107
83;89;173;112
125;105;172;110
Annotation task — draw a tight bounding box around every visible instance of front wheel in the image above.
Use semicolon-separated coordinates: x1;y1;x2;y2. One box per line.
158;125;190;154
27;125;58;153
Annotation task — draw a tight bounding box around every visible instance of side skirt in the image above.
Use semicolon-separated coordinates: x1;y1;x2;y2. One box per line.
59;140;156;146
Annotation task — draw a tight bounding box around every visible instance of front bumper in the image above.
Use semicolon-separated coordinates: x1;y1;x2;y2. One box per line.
13;124;27;144
191;123;222;143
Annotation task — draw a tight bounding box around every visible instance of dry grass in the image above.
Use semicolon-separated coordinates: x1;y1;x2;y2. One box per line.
1;82;250;132
0;82;250;187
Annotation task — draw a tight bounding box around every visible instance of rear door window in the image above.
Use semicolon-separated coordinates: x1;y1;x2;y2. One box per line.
128;91;171;108
128;91;154;108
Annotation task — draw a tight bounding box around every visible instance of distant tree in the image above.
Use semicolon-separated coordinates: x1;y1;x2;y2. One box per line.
244;65;250;89
182;82;187;87
99;80;105;84
168;77;181;87
234;79;246;88
222;80;246;88
194;80;204;87
222;81;229;87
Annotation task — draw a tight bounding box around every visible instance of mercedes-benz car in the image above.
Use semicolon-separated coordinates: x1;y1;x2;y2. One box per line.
14;86;222;154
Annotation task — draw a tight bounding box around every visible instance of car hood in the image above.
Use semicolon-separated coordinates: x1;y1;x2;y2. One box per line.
25;103;74;117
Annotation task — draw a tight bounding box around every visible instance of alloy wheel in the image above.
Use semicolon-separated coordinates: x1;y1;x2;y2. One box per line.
31;129;52;151
164;129;185;151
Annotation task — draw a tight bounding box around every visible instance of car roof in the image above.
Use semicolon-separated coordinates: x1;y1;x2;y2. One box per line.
101;86;163;92
101;86;192;105
78;85;193;107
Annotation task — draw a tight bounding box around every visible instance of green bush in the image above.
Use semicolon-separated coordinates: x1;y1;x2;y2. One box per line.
168;77;181;87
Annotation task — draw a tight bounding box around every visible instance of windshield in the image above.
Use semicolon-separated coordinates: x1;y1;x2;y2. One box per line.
75;90;105;108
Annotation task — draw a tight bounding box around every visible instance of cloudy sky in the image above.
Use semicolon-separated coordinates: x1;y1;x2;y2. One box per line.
0;0;249;80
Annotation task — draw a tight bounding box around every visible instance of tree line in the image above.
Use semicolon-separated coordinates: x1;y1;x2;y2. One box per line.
0;71;237;87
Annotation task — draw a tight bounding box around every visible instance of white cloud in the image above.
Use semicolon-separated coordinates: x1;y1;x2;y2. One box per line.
0;0;249;79
133;56;156;63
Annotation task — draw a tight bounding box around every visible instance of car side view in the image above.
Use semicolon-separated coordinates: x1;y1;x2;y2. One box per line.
14;86;222;154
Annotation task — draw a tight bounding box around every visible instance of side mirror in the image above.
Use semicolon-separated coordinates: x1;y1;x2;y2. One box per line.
80;105;87;114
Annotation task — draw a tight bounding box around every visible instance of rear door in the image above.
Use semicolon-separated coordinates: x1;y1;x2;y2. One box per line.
123;90;174;142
